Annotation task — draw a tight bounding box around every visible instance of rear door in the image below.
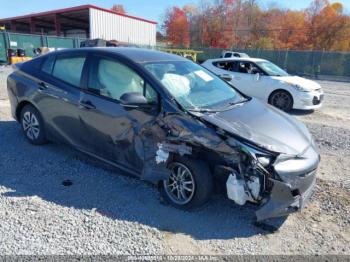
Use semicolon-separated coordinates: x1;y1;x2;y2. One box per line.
78;54;160;173
211;60;241;87
35;52;87;147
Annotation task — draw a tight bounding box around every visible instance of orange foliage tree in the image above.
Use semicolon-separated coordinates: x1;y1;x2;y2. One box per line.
161;0;350;51
111;4;126;14
163;7;190;47
307;1;349;51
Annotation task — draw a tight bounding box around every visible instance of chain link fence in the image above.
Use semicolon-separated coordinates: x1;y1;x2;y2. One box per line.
193;47;350;82
0;32;86;63
1;31;349;81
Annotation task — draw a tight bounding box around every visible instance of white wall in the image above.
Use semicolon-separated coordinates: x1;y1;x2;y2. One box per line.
89;8;156;46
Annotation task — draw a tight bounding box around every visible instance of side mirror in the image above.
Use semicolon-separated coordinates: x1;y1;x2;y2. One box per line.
220;74;233;82
120;92;148;107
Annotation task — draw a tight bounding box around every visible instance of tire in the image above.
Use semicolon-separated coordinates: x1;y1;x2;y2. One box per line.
20;104;47;145
160;156;213;210
268;90;293;112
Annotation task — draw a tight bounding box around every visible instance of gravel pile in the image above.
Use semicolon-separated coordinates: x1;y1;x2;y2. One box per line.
313;180;350;227
0;67;10;100
0;67;349;255
307;123;350;152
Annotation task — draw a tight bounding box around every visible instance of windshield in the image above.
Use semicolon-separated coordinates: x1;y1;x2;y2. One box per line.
256;61;289;77
143;61;244;111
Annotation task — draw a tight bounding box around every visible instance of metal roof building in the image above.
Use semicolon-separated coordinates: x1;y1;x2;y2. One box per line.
0;5;157;46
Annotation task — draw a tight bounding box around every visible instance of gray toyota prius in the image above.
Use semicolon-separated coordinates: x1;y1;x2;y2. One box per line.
7;48;320;221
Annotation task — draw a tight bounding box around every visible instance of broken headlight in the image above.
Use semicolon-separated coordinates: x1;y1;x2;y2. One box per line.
236;141;273;167
256;156;271;167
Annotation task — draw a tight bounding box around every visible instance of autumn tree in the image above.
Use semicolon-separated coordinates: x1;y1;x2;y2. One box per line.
163;7;190;47
111;4;126;14
162;0;350;51
199;0;236;48
307;0;349;51
183;4;201;46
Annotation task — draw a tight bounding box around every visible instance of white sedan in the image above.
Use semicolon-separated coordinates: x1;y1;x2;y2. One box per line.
202;58;324;111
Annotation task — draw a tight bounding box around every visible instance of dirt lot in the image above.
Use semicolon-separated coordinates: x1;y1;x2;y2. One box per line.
0;66;349;255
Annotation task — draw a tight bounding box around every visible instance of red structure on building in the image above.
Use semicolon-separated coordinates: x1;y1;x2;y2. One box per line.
0;5;157;40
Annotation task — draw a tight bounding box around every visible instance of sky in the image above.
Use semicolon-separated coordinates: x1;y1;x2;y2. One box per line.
0;0;349;24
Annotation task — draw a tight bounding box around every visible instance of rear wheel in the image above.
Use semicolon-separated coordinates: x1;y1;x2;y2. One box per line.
269;90;293;111
20;105;47;145
161;157;213;210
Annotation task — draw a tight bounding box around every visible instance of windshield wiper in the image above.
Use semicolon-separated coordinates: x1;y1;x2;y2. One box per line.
228;98;250;106
188;98;250;113
188;108;219;113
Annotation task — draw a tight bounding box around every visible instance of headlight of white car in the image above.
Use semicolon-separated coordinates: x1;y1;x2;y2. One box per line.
284;82;308;92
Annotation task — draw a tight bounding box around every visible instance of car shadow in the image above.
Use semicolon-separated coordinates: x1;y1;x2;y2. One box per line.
289;109;315;116
0;120;287;240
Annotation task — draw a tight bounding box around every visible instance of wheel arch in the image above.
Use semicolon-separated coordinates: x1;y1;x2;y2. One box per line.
156;147;215;187
16;100;31;120
16;100;41;121
268;89;294;105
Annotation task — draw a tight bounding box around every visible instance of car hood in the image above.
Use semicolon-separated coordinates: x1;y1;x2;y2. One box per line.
272;75;321;91
199;99;312;155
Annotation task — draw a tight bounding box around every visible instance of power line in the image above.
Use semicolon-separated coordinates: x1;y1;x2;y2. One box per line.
202;25;347;32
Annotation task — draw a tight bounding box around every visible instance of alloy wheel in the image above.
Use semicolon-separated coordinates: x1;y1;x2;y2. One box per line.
163;162;196;205
271;92;292;111
22;111;40;140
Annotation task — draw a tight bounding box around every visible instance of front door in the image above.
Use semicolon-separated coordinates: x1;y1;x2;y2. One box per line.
78;55;159;173
230;61;267;99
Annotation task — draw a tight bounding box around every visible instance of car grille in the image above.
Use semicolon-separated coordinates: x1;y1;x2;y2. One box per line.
313;96;322;105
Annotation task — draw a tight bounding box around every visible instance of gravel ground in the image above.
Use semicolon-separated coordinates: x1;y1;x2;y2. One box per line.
0;66;349;255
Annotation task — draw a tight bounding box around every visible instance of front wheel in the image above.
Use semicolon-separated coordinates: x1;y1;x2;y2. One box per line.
269;90;293;112
161;157;213;210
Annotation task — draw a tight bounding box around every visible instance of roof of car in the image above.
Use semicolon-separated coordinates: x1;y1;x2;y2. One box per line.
51;47;187;63
205;57;267;63
222;51;249;55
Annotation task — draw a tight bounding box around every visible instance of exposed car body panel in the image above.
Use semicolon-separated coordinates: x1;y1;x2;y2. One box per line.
7;48;320;222
255;175;316;221
199;99;311;155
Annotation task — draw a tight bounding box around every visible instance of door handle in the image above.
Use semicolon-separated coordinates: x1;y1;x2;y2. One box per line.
38;82;48;91
79;100;96;110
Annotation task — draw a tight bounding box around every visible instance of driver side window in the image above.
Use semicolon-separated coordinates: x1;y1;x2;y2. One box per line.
238;62;262;74
88;58;144;100
88;58;157;103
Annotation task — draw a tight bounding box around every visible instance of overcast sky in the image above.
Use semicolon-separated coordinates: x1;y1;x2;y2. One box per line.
0;0;349;23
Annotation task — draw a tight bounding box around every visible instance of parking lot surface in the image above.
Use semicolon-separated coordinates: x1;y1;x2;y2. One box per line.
0;66;349;255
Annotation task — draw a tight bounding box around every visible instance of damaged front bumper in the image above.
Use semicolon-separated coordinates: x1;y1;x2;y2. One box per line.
255;173;316;221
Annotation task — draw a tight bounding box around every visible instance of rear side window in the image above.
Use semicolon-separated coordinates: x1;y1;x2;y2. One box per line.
52;55;86;87
224;53;232;58
41;55;55;75
213;61;238;72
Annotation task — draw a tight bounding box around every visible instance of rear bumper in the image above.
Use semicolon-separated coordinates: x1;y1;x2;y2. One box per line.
255;175;316;221
7;84;18;121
